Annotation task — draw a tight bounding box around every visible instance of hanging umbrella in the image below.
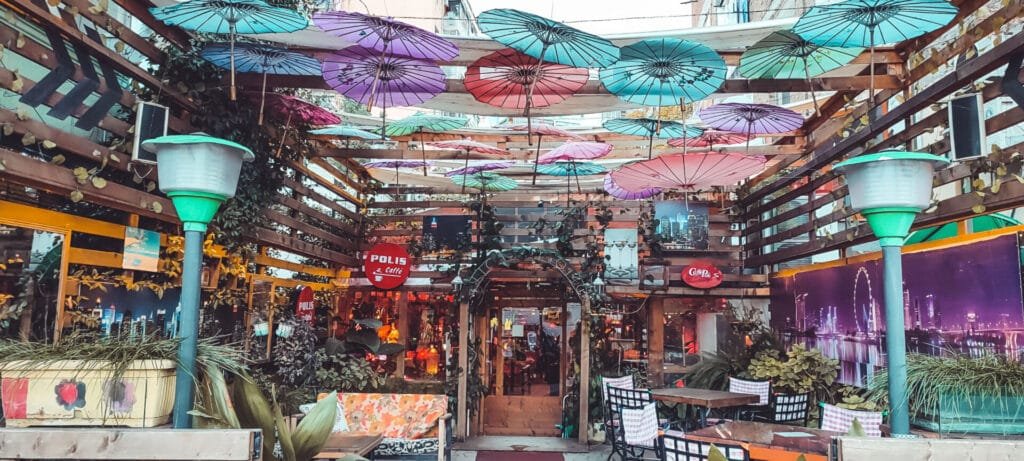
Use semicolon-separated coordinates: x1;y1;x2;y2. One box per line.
385;114;470;175
450;172;519;192
539;161;607;195
608;152;766;199
667;130;752;149
363;160;431;184
309;125;386;140
603;118;704;159
537;141;613;164
464;48;589;145
738;30;863;114
603;174;662;200
507;123;583;185
322;45;447;140
477;9;619;68
201;43;321;125
308;125;387;148
312;11;459;61
699;103;804;153
256;93;340;156
445;161;515;177
149;0;308;101
477;8;619;139
599;38;727;107
428;139;511;192
793;0;957;98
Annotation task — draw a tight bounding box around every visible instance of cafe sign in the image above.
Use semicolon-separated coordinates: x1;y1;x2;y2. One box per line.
363;243;412;289
295;286;315;326
681;262;723;289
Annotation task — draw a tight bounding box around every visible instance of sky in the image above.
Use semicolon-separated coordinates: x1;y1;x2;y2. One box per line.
467;0;698;36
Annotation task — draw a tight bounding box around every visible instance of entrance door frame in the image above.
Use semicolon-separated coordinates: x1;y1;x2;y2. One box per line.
454;248;596;443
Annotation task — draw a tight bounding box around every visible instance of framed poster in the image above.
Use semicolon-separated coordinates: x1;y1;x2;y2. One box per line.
605;228;639;282
654;201;709;251
422;216;471;252
122;226;160;272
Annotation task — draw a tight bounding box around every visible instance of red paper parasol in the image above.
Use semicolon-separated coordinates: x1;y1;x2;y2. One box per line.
465;48;589;114
667;130;753;148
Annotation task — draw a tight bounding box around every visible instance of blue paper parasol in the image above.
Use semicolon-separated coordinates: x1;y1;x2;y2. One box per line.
150;0;308;100
599;38;726;107
603;118;704;159
201;42;320;124
794;0;957;97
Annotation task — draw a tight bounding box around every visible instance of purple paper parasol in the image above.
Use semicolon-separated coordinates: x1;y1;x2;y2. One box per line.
429;139;510;192
323;45;446;109
699;103;804;135
313;11;458;62
537;142;613;165
604;174;662;200
445;161;514;177
363;160;432;184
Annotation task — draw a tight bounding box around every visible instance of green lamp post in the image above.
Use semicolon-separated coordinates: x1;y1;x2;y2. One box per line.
834;151;949;436
142;134;253;428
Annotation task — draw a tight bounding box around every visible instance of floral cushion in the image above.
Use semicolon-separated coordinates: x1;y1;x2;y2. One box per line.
329;393;447;439
373;437;439;456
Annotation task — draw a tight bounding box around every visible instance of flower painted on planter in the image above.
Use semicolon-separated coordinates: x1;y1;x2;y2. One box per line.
104;380;136;413
54;380;86;411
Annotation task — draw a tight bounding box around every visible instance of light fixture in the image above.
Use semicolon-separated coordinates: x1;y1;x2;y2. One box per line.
451;265;463;293
593;275;606;292
142;133;252;430
834;150;949;437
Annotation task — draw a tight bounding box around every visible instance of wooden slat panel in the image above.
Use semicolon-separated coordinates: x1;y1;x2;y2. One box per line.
0;428;260;460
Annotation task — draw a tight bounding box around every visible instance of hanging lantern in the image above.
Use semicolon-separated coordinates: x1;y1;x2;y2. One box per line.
426;345;440;375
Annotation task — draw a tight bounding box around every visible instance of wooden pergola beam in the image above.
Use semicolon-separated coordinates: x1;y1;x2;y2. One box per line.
242;74;901;94
315;144;803;161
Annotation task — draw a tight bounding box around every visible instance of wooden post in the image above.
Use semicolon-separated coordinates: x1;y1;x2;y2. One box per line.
648;297;665;388
456;301;470;440
579;296;590;444
396;291;409;378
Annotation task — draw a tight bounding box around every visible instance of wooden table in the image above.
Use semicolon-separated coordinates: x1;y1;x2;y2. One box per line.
651;388;761;428
313;433;384;459
686;421;841;461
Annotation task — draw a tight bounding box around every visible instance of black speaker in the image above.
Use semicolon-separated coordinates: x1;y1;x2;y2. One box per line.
131;101;169;164
948;93;986;160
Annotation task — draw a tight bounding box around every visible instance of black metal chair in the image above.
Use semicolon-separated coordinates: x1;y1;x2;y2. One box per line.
661;433;749;461
766;392;811;426
602;376;637;448
607;386;654;461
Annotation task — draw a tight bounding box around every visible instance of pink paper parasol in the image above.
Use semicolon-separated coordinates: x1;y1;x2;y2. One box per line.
537;142;613;165
508;123;584;185
608;152;766;194
261;93;341;126
363;160;431;184
257;93;341;157
603;174;662;200
667;130;753;148
429;139;510;192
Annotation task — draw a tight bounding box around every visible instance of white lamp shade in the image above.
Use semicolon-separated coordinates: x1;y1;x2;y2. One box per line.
143;135;254;199
835;152;948;212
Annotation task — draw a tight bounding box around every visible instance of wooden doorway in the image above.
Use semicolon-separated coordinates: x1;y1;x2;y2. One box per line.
479;303;580;436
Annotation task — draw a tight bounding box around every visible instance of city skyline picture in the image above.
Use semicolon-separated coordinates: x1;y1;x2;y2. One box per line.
654;201;709;251
770;233;1024;386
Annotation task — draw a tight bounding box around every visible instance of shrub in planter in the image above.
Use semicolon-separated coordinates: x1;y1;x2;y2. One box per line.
869;353;1024;435
0;334;246;427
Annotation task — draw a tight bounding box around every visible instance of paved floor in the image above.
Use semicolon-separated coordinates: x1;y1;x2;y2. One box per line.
453;437;613;461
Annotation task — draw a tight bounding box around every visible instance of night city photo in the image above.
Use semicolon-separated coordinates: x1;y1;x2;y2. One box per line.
771;234;1024;386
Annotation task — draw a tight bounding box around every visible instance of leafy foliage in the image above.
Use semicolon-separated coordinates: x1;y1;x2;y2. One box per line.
868;353;1024;415
315;345;385;392
747;345;837;397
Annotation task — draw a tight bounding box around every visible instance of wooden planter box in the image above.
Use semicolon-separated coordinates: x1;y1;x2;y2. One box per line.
1;359;176;428
912;392;1024;435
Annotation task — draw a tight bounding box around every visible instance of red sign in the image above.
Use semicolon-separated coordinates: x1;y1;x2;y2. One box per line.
363;243;412;289
295;286;315;326
681;262;723;289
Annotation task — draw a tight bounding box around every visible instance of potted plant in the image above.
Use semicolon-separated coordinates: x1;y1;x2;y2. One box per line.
747;344;838;398
0;333;246;427
869;353;1024;435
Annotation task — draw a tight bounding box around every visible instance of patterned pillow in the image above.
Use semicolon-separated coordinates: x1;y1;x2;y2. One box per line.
373;437;439;456
299;399;349;433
